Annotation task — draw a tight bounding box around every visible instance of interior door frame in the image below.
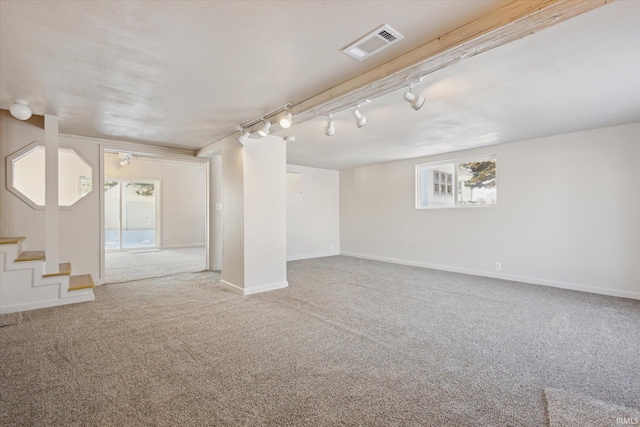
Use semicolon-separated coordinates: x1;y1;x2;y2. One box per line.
103;177;161;252
99;144;211;285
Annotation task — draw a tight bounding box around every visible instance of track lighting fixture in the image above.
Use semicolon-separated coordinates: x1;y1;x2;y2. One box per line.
403;82;424;111
258;120;271;137
10;99;32;121
279;110;293;129
403;88;424;111
284;136;296;143
352;107;367;128
324;114;335;136
119;152;133;166
237;129;250;145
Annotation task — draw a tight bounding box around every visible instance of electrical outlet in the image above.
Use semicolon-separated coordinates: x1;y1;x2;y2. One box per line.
164;235;170;241
495;262;502;271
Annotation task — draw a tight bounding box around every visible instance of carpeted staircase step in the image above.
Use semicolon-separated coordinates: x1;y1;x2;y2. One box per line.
69;274;95;291
0;236;26;245
15;250;46;262
43;262;72;278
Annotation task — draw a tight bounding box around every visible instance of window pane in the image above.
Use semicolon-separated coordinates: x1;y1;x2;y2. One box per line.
417;164;454;207
456;160;497;205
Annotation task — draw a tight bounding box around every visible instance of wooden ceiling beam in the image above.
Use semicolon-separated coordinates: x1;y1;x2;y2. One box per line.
197;0;609;157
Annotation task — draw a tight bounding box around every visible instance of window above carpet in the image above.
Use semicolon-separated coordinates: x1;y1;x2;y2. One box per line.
416;155;497;209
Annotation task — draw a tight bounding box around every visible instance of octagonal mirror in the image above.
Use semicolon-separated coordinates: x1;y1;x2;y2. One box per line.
7;143;93;209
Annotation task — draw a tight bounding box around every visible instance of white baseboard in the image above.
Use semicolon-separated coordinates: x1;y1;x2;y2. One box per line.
160;244;206;249
287;251;340;262
220;279;288;296
0;294;95;315
340;251;640;301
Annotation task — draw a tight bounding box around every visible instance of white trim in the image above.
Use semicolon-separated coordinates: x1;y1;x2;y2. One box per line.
244;281;288;296
340;252;640;301
99;143;106;283
220;279;288;296
63;134;204;161
0;294;95;315
220;279;244;294
160;243;206;249
287;251;340;261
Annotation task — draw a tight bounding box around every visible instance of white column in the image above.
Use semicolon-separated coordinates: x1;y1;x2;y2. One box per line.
221;136;287;295
209;155;223;271
44;115;60;274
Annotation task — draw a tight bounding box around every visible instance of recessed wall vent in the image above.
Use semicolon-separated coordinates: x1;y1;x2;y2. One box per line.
342;24;404;61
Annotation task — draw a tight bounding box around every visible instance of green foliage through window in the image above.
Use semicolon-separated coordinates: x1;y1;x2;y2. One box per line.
127;183;155;197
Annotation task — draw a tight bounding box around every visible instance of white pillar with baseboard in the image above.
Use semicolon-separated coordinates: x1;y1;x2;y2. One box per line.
220;136;287;295
209;155;222;271
44;115;60;274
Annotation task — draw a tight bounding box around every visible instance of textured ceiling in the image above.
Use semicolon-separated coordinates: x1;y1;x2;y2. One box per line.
284;1;640;170
1;1;638;170
0;0;508;150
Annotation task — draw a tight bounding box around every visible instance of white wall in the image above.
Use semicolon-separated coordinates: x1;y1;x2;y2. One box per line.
221;142;245;288
243;137;287;291
340;122;640;300
286;164;340;260
209;155;222;271
221;137;288;294
104;153;206;248
0;111;101;280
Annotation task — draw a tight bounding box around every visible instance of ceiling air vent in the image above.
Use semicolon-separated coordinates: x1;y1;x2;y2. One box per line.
342;25;404;61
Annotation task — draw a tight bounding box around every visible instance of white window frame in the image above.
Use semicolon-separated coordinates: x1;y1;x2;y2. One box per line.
415;154;497;209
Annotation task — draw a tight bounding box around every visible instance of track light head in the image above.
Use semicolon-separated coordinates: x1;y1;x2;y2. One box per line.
10;99;32;121
119;152;133;166
352;107;367;128
403;85;425;111
237;130;250;145
279;111;292;129
284;136;296;143
258;120;271;137
324;114;335;136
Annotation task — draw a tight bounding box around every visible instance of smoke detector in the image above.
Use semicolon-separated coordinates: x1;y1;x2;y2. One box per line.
342;25;404;61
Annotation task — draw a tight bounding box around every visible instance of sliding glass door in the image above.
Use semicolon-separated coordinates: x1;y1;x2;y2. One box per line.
105;180;159;250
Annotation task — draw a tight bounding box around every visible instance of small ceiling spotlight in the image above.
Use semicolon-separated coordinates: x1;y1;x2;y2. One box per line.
352;107;367;128
403;81;424;111
279;110;293;129
258;120;271;137
10;99;32;121
119;152;133;166
237;129;250;145
324;114;335;136
284;136;296;143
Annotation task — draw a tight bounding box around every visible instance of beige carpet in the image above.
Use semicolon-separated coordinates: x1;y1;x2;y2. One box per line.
545;388;640;427
1;256;639;426
0;312;22;327
105;246;207;283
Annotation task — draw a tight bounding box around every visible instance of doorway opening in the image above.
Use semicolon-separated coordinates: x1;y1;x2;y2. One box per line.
101;151;209;284
105;180;159;251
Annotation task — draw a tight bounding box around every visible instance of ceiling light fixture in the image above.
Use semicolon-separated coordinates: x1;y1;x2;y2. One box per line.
324;114;335;136
279;110;293;129
10;99;32;121
353;107;367;128
237;129;250;145
403;79;424;111
119;152;133;166
284;136;296;143
258;120;271;137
